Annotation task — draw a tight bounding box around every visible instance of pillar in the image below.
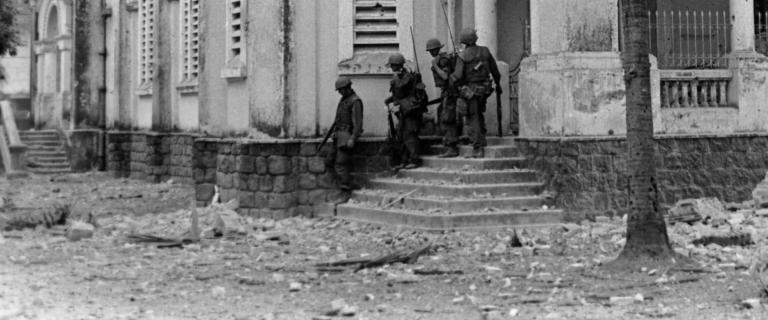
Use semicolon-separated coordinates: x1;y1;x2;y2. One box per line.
58;37;72;93
474;0;498;56
730;0;755;53
473;0;509;136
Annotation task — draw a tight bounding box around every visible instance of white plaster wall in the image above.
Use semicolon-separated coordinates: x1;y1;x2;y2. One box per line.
178;93;199;130
199;0;228;133
104;0;120;128
136;96;152;129
519;52;628;136
247;0;285;134
531;0;618;54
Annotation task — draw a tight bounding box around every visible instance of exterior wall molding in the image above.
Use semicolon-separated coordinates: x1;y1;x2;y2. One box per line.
337;0;414;75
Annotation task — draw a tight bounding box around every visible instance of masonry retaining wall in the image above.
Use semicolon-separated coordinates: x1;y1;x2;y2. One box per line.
106;132;412;219
518;134;768;218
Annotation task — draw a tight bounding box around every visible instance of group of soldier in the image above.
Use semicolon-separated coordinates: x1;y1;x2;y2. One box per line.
327;28;502;192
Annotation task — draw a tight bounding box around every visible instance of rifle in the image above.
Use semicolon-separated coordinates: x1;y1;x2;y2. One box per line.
409;26;420;74
316;122;336;154
496;85;503;137
441;2;458;55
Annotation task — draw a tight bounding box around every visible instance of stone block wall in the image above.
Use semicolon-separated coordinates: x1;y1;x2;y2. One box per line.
195;138;394;219
107;132;197;183
107;132;408;219
518;134;768;219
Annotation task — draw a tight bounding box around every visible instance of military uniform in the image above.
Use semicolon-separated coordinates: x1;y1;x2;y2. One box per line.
451;29;501;157
431;51;460;155
385;71;423;168
328;87;363;191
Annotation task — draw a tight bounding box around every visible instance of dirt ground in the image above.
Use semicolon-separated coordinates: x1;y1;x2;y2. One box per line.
1;173;767;320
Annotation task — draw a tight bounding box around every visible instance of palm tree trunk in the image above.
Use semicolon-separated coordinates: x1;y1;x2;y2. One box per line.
617;0;673;260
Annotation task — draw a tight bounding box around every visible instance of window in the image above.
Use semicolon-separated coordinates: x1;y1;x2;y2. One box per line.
353;0;398;54
221;0;247;79
138;0;156;88
181;0;200;82
338;0;413;75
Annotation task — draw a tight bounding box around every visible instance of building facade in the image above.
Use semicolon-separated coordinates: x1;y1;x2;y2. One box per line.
12;0;768;218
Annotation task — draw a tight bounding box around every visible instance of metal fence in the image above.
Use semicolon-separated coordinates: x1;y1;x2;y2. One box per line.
756;12;768;56
648;10;731;69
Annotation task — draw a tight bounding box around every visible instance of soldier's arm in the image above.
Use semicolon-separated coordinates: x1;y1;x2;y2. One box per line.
488;50;501;85
351;100;363;139
450;56;464;85
431;58;449;80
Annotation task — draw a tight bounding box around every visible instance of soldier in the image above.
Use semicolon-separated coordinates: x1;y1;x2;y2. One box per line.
385;53;423;170
426;38;459;158
450;28;502;158
328;76;363;191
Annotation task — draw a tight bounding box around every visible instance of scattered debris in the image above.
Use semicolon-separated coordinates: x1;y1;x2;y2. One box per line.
667;198;725;225
315;244;433;272
66;221;95;241
692;234;754;247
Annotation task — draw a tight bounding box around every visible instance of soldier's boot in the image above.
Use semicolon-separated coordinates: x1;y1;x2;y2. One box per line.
404;162;420;170
438;145;459;158
467;147;484;159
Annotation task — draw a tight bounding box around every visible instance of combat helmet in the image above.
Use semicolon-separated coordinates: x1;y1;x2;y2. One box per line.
335;77;352;90
426;38;444;51
387;53;406;66
459;28;478;45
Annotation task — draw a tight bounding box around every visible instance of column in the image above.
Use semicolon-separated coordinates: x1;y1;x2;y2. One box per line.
474;0;498;55
58;37;72;93
730;0;755;52
474;0;508;136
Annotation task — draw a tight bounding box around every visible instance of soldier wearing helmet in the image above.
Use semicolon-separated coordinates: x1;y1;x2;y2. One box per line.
451;28;501;158
384;53;423;170
326;76;363;191
426;38;460;158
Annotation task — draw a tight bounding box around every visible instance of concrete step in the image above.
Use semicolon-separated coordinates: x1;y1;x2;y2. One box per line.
27;151;67;159
29;167;72;174
485;137;517;146
20;140;61;147
30;162;71;170
352;190;549;213
336;203;563;230
32;157;69;164
19;131;60;138
420;156;526;170
396;168;538;184
429;145;520;158
366;178;544;197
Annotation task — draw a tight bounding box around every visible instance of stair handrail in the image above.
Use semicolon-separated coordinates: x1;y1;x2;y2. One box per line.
0;100;28;176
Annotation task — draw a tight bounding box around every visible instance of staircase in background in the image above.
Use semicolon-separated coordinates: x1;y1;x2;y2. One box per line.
337;137;563;230
19;130;71;174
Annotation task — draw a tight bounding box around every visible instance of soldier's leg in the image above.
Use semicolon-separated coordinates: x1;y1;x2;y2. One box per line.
403;115;421;168
467;97;486;158
335;147;353;190
439;95;459;157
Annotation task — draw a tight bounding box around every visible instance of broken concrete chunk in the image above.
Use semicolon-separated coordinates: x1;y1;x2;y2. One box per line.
692;233;754;247
741;298;761;309
667;198;725;224
753;172;768;208
66;221;95;241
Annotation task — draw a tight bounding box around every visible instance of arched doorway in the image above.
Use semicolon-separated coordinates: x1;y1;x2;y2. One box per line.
34;0;72;129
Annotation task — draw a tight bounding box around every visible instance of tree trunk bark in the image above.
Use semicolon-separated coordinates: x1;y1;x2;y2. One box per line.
616;0;673;261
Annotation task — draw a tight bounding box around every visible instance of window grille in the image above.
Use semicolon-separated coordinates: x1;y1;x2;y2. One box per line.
181;0;200;81
353;0;398;54
138;0;156;86
228;0;245;60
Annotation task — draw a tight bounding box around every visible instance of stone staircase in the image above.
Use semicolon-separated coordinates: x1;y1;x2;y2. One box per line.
19;130;72;174
337;138;563;230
